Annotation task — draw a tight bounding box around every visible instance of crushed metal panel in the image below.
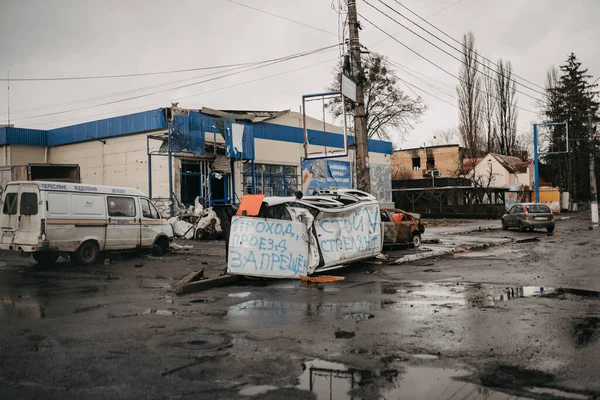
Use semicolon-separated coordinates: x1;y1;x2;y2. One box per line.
227;216;310;278
313;203;382;269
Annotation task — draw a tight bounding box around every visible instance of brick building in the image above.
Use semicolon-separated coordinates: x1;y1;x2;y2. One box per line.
390;144;465;180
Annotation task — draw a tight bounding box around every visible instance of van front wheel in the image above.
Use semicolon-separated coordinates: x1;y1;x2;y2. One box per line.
76;241;99;265
33;251;60;265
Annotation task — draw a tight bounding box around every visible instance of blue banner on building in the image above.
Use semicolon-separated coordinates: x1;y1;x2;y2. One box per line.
301;159;351;195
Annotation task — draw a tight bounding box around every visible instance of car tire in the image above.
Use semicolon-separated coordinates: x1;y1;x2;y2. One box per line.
547;225;555;233
76;241;99;265
32;251;60;265
502;219;508;230
518;221;526;232
411;233;422;249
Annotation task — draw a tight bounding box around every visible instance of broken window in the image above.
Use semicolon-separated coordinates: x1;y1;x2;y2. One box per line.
243;164;298;196
412;157;421;171
2;193;18;215
426;157;435;170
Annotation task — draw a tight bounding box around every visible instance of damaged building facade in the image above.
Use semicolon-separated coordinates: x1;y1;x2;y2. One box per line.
0;106;393;214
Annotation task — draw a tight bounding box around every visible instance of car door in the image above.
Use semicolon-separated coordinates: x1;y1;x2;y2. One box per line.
511;205;524;227
0;185;20;246
105;196;140;250
14;184;42;247
506;205;518;227
380;210;397;245
139;198;163;247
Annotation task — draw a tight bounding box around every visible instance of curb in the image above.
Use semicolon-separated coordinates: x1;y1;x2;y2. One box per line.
392;238;512;265
434;226;503;236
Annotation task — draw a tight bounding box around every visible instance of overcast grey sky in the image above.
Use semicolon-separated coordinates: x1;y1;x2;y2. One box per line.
0;0;598;149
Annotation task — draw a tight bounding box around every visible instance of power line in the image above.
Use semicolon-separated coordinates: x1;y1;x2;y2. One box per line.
224;0;337;36
1;44;339;123
0;64;256;118
8;55;338;128
386;0;547;95
0;48;333;82
358;10;538;115
367;0;543;102
427;0;464;18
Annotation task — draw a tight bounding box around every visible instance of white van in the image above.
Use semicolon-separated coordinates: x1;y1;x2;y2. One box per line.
0;181;174;265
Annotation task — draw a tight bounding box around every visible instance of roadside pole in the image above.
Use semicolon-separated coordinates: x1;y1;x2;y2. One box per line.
347;0;371;193
588;112;598;224
533;124;540;203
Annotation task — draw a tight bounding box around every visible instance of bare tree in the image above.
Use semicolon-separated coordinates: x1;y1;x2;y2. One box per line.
495;60;518;156
428;127;459;146
457;32;483;159
328;53;426;141
482;60;496;153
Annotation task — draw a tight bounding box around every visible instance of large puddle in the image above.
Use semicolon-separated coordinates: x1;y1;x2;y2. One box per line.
240;358;593;399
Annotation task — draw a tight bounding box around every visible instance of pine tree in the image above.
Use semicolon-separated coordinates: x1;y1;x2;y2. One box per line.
542;53;599;200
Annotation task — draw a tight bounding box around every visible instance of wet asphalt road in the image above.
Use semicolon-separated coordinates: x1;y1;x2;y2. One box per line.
0;216;599;399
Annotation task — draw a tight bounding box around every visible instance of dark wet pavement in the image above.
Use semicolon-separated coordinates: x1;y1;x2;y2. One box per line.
1;217;599;399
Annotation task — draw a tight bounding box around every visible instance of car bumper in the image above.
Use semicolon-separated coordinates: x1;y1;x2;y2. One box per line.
0;240;50;253
523;220;554;228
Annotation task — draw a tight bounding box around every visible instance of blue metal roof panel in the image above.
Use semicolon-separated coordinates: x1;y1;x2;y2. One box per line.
47;109;166;146
252;122;392;154
0;127;48;146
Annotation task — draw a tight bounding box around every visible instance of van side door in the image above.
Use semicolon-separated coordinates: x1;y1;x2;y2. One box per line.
139;198;163;247
105;196;141;250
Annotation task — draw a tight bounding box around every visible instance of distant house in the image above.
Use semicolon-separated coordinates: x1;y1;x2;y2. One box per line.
464;153;532;188
391;144;466;180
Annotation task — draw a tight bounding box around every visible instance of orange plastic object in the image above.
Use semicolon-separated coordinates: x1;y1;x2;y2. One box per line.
236;194;265;216
392;213;404;223
299;275;345;283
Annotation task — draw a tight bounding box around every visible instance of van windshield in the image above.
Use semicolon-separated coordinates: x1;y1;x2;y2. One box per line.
527;204;550;213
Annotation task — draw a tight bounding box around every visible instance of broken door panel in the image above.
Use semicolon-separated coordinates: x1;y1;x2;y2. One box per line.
227;216;310;278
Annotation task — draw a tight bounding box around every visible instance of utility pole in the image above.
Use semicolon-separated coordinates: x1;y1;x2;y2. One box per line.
589;112;598;224
347;0;371;193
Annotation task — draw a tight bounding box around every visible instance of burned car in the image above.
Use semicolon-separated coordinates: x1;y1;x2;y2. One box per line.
381;209;425;249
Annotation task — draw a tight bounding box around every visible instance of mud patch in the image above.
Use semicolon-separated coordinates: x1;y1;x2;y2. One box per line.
335;330;355;339
571;317;600;348
239;385;278;396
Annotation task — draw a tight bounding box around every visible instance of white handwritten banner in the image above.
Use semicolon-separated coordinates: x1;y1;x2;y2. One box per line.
227;216;310;278
315;204;382;268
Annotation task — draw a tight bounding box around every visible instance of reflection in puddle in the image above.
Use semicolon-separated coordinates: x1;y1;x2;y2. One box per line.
239;385;278;396
529;387;589;400
0;296;45;319
475;286;553;307
296;359;533;400
411;354;439;360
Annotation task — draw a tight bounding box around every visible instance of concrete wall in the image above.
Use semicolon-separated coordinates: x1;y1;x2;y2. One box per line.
0;145;46;166
391;145;461;180
48;132;171;197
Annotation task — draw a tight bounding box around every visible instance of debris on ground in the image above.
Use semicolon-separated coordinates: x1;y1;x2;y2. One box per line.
175;274;241;295
515;237;540;244
134;263;144;268
299;275;345;283
335;330;356;339
170;243;193;250
168;207;223;240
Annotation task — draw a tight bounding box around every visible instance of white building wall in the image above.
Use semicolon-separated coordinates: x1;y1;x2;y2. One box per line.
48;132;171;197
472;155;509;187
9;145;46;165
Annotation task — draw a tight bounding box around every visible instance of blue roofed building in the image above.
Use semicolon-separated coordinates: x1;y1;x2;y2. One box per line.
0;106;393;212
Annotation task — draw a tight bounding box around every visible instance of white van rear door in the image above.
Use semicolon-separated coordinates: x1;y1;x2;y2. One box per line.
15;184;42;246
0;185;20;246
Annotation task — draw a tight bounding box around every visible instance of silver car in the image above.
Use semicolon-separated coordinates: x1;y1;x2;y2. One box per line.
502;203;555;233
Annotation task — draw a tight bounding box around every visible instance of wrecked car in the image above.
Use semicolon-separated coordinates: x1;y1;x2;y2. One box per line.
381;209;425;249
226;190;382;279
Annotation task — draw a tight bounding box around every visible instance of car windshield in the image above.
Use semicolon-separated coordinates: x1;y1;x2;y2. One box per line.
527;204;550;213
